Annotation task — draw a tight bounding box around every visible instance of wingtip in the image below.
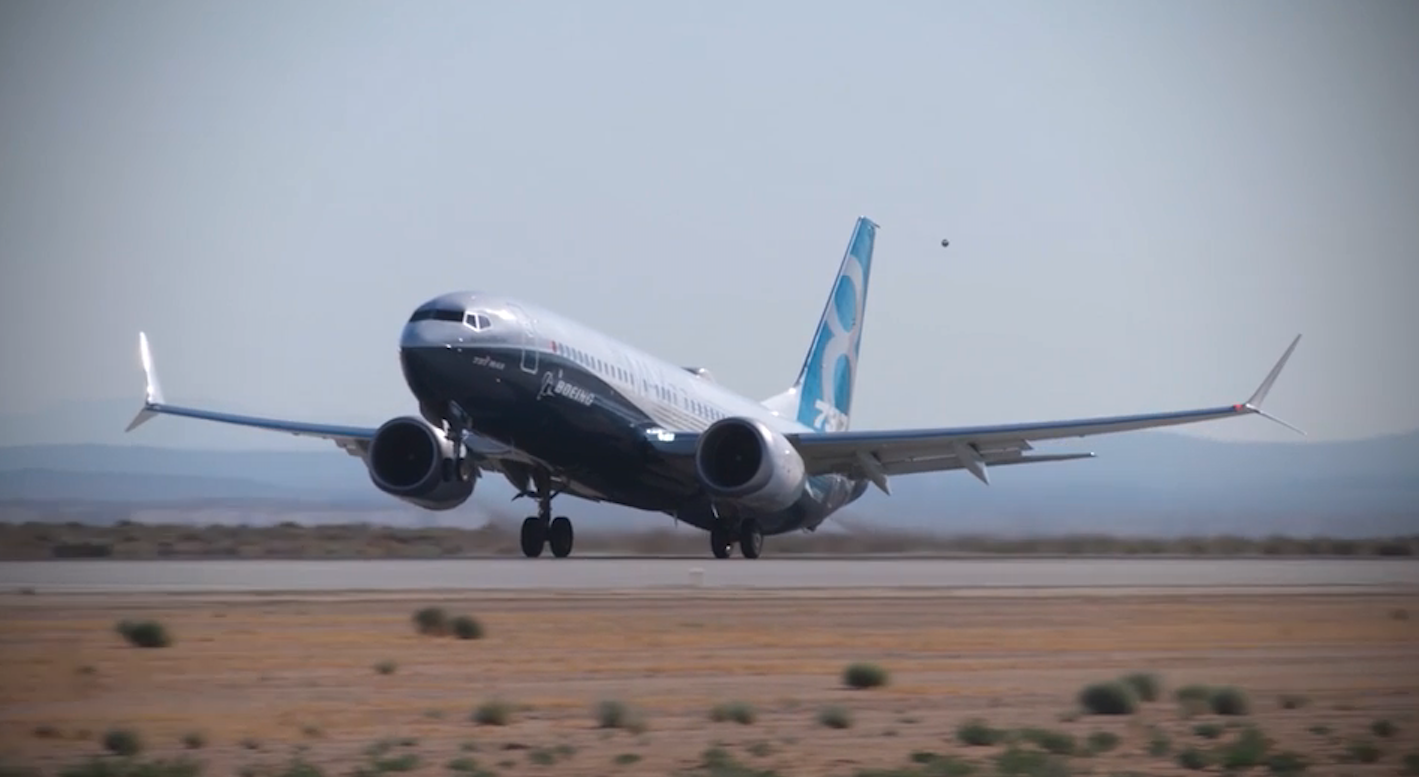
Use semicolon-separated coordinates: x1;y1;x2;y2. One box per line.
137;331;164;406
1245;333;1301;408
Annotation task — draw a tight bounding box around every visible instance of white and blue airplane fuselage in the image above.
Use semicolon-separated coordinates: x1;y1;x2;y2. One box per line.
127;217;1303;559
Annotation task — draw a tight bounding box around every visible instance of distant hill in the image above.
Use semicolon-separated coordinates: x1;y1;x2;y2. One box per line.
1;426;1416;537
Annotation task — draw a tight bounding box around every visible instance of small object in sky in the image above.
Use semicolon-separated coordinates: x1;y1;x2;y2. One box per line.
940;238;950;248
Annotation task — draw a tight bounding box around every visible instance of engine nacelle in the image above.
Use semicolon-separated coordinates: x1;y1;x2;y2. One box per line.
694;417;807;513
365;416;475;511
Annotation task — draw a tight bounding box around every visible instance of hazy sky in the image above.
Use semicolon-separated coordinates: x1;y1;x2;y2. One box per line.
2;0;1417;449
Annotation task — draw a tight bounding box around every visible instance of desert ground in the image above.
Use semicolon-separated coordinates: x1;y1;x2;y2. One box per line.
1;587;1417;776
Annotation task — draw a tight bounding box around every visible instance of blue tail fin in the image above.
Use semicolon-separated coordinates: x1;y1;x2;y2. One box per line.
777;216;878;432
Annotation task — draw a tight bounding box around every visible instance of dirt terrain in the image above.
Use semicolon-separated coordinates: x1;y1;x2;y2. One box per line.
1;588;1417;775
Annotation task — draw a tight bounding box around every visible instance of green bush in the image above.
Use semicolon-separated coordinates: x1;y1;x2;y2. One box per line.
955;718;1003;746
1218;726;1270;769
472;699;513;726
102;728;142;756
451;615;483;640
1120;672;1161;702
1278;694;1309;710
1148;730;1172;757
842;662;889;689
412;606;448;635
1177;747;1211;770
1193;723;1223;740
180;731;205;750
1401;752;1419;776
1372;719;1398;738
1087;730;1120;754
709;701;756;725
1078;681;1138;715
1018;728;1076;755
1174;684;1212;703
116;620;171;649
1210;686;1250;716
1345;740;1381;764
816;706;852;729
594;699;642;730
1267;750;1309;775
374;660;397;675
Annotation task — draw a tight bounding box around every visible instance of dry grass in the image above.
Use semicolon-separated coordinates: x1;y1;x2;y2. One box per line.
0;589;1416;775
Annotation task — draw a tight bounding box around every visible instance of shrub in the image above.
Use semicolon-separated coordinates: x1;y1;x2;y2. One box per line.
1087;730;1120;754
102;728;142;756
374;660;397;675
1078;681;1138;715
595;699;640;730
116;620;171;648
451;615;483;640
816;706;852;729
412;606;448;635
842;662;889;689
1267;750;1309;775
1193;723;1223;739
1148;730;1172;757
1218;726;1270;769
710;701;756;725
613;753;641;766
1372;719;1398;738
472;700;513;726
1401;752;1419;776
1120;672;1161;702
181;731;205;750
1210;686;1250;716
1278;694;1309;710
1345;740;1381;764
956;718;1003;746
995;746;1064;776
1175;684;1212;703
1019;728;1076;755
1177;747;1210;770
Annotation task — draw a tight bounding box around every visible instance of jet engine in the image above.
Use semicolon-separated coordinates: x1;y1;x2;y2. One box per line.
365;416;476;511
694;417;806;513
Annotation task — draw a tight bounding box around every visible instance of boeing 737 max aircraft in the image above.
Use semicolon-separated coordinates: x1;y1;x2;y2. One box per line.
126;217;1302;559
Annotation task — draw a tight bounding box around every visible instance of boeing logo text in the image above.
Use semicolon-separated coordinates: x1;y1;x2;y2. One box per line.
124;216;1305;560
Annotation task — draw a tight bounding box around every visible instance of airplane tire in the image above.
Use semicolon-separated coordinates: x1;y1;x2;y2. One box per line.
710;526;733;559
548;516;574;558
520;516;546;558
739;518;763;560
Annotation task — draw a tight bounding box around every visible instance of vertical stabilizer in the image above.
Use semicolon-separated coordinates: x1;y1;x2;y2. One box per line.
765;216;878;432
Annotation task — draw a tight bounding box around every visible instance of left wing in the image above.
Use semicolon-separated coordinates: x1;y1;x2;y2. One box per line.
786;335;1303;493
124;332;379;457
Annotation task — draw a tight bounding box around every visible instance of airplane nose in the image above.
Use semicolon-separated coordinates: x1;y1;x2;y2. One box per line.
400;320;449;349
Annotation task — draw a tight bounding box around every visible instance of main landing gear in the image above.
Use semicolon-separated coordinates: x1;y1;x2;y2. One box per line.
518;471;575;559
709;517;763;560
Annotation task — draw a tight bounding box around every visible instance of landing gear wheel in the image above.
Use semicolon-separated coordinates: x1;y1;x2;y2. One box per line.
520;516;546;558
738;518;763;559
710;526;734;559
548;516;574;558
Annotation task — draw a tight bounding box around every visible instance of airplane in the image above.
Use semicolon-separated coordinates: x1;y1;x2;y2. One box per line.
125;216;1303;560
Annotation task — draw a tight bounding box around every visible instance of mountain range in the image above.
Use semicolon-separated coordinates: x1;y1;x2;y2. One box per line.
1;398;1416;537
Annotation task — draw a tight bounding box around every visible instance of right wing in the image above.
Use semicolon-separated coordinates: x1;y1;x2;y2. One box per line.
785;335;1304;493
124;332;378;457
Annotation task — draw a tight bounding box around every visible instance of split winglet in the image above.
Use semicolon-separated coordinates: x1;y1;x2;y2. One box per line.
1240;334;1305;436
124;332;164;432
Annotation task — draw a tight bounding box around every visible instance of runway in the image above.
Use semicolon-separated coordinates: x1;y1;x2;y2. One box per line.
2;556;1417;594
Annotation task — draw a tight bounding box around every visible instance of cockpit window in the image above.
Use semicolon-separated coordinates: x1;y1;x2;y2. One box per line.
409;308;463;323
464;312;493;331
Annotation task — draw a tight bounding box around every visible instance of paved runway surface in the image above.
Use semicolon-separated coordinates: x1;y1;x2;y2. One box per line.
2;557;1417;593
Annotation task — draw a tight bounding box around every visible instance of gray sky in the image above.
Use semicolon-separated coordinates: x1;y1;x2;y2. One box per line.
2;0;1417;448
